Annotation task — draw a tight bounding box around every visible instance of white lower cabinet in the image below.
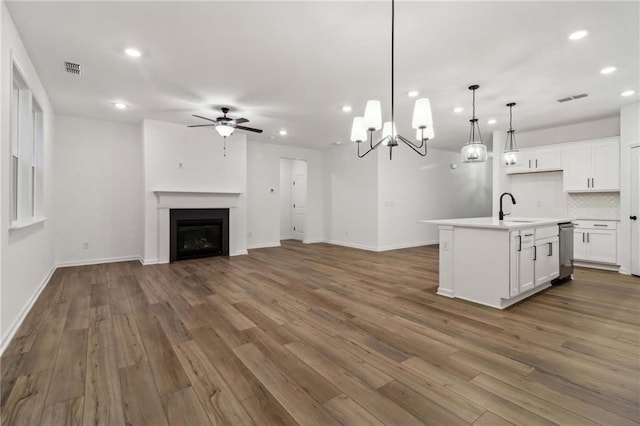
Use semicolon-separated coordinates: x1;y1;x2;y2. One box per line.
573;221;617;265
510;226;559;297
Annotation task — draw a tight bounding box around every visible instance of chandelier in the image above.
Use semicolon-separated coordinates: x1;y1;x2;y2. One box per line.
460;84;488;163
349;0;434;160
502;102;519;166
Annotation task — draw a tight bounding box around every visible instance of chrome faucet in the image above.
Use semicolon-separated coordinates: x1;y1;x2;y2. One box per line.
499;192;516;221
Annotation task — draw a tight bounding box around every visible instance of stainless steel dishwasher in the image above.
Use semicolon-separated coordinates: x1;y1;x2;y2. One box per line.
552;222;575;284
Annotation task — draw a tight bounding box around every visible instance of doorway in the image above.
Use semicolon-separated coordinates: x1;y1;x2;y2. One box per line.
279;158;307;242
631;146;640;276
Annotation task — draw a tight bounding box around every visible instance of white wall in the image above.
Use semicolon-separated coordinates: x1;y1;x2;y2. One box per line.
1;4;55;348
247;141;323;248
279;158;293;240
53;115;142;265
142;119;247;261
509;172;568;218
619;102;640;274
324;144;379;250
378;145;492;250
515;117;620;148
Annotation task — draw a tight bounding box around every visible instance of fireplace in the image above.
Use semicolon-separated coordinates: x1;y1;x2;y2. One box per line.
170;209;229;261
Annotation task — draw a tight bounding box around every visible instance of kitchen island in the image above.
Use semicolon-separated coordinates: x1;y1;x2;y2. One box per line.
421;217;570;309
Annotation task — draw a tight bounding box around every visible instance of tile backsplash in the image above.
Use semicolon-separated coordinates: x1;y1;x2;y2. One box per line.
567;193;620;220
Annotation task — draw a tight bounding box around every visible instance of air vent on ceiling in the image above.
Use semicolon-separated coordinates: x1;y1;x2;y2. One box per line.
64;61;82;75
557;93;588;103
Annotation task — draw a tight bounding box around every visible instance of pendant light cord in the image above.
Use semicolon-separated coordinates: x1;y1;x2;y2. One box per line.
391;0;395;135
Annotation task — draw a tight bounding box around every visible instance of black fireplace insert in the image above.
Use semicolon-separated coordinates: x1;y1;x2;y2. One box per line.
170;209;229;261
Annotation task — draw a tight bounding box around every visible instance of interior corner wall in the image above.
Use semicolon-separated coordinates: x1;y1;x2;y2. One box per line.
53;115;142;265
378;145;492;250
324;144;379;250
247;141;323;249
619;102;640;274
1;4;55;348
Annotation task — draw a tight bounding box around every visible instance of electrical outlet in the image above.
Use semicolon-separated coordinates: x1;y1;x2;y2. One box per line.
248;231;252;238
83;241;89;250
345;231;349;237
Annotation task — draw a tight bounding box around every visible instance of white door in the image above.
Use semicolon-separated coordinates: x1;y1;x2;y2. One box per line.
592;140;620;191
573;230;588;261
519;246;535;292
292;172;306;241
587;230;617;264
563;145;591;191
632;147;640;276
535;237;559;285
509;232;520;297
535;149;562;171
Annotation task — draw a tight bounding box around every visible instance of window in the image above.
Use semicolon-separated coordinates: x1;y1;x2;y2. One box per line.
10;61;44;227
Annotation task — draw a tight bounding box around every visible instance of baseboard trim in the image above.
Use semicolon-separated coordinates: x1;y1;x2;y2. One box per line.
1;263;57;356
247;242;281;250
302;239;324;244
56;255;141;268
574;261;619;272
230;250;248;256
327;240;438;252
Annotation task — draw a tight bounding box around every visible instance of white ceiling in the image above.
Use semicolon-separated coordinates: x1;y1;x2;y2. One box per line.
5;1;639;151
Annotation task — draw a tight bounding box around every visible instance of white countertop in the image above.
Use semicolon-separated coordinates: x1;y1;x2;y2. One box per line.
420;217;573;230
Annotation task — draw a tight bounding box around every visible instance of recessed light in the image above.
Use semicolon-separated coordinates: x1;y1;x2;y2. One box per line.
113;102;128;110
125;47;142;58
342;105;352;112
279;129;287;136
568;30;588;41
453;107;464;113
487;119;497;125
600;66;617;75
621;90;635;97
408;90;419;98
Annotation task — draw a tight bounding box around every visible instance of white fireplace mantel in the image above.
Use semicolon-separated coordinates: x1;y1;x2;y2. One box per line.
153;189;247;262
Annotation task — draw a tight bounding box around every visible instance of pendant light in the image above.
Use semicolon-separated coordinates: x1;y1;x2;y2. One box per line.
460;84;487;163
349;0;434;160
502;102;519;167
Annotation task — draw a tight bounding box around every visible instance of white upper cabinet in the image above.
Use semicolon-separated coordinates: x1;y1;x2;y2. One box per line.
506;147;562;175
563;137;620;192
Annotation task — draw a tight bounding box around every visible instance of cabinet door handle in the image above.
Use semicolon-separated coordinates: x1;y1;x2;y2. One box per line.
587;178;590;188
517;236;522;252
592;178;595;188
582;232;585;243
548;242;553;256
593;224;608;227
587;233;590;243
535;159;538;168
534;245;537;261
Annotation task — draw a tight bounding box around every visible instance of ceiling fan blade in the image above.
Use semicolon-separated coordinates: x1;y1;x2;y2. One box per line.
235;125;263;133
234;118;249;124
187;124;216;127
192;114;218;123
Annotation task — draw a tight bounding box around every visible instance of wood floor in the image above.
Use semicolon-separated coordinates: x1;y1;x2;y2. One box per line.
1;240;639;425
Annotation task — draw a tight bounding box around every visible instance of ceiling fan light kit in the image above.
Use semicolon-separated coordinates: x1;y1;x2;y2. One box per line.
350;0;434;160
187;107;263;157
460;84;488;163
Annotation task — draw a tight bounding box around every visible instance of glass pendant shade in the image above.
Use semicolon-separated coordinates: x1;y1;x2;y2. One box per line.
502;149;519;166
350;117;367;142
416;127;434;141
461;142;488;163
364;100;382;131
215;124;234;138
411;98;433;129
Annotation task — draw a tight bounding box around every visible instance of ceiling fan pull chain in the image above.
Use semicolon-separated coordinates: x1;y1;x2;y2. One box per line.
223;137;227;157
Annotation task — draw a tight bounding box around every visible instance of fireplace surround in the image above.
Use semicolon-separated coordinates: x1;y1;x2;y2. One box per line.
170;208;229;261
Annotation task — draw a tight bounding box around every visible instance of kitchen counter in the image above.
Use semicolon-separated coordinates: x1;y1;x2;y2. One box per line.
422;217;567;309
420;216;572;230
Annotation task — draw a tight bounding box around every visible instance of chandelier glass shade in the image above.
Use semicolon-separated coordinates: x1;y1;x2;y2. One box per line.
215;124;234;138
461;84;488;163
502;102;519;167
349;0;434;160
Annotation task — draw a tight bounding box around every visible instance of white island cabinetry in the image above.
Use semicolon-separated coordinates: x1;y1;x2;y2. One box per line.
423;217;564;309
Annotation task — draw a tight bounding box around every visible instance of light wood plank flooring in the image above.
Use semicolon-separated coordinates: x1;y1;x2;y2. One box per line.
1;240;639;425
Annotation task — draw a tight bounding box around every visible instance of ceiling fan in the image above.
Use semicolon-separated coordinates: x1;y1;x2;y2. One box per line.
187;107;263;137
